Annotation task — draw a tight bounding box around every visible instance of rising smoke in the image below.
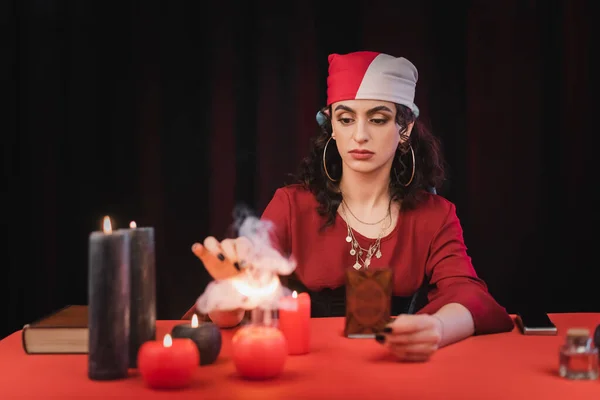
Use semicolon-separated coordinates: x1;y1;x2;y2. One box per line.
195;204;297;314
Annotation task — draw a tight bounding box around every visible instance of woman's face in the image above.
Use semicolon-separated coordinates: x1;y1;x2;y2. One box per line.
330;99;411;176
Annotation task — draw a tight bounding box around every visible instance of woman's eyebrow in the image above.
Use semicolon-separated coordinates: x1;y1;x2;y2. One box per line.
333;105;393;114
334;104;354;113
367;105;393;114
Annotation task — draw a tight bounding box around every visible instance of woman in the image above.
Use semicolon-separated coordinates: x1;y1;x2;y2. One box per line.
190;51;514;361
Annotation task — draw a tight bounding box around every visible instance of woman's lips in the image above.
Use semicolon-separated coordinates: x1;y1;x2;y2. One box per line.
349;150;374;160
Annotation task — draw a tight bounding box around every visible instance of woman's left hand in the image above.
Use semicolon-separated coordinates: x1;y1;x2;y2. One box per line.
377;314;443;362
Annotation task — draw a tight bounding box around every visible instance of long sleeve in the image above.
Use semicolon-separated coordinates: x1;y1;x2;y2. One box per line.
260;188;292;256
417;203;514;335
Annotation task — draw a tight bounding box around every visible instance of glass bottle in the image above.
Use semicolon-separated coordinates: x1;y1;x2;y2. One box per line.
559;328;599;380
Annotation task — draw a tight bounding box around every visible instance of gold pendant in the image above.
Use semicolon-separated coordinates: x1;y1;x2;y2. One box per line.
353;262;362;270
346;236;352;243
376;249;382;259
350;249;356;256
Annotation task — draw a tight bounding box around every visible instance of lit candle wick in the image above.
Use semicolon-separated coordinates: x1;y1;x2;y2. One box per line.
163;334;172;348
191;314;199;328
129;221;137;228
103;216;113;234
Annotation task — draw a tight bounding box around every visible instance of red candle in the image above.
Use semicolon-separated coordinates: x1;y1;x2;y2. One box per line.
278;291;311;355
137;334;199;389
232;325;287;380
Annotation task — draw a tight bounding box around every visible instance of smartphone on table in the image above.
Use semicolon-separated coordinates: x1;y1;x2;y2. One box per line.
516;311;557;336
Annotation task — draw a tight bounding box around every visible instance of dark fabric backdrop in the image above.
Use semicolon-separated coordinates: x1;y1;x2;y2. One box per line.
2;0;597;339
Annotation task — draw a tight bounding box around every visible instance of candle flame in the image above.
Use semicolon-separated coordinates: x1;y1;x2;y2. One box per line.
103;216;112;234
163;334;172;347
191;314;199;328
292;291;298;299
129;221;137;228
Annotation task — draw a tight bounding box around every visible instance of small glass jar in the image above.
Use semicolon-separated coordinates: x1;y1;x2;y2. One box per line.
559;328;599;380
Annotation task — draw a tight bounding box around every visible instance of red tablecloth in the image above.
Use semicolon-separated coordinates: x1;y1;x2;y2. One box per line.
1;313;599;399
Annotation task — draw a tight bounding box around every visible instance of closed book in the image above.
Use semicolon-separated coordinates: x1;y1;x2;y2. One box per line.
22;305;88;354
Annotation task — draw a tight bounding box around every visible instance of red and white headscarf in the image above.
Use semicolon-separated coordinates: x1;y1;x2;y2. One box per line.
326;51;419;117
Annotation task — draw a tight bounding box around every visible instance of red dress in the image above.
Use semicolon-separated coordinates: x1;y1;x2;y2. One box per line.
261;184;514;334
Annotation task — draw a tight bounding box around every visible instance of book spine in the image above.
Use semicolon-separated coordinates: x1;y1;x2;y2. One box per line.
21;325;31;354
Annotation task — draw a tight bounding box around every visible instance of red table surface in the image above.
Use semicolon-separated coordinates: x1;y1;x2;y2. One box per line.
1;314;599;399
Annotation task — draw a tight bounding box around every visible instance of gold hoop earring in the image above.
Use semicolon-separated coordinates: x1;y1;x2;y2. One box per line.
322;136;338;182
394;145;415;187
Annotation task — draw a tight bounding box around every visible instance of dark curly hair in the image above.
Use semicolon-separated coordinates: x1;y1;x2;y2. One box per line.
294;103;446;228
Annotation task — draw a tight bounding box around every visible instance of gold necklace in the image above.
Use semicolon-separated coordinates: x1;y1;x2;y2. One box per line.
341;206;392;270
342;199;391;225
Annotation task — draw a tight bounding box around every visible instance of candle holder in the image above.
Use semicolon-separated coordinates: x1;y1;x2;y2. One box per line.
231;308;287;380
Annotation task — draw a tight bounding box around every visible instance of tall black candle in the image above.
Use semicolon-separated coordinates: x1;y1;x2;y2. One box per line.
124;222;156;368
88;216;130;381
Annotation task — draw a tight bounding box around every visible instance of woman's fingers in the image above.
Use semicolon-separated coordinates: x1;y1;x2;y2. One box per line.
389;342;438;354
384;329;441;345
389;347;431;362
206;236;254;269
203;236;224;259
191;242;210;261
220;239;238;263
235;236;254;267
383;314;442;347
191;235;256;280
387;342;437;362
387;314;433;334
376;315;441;363
191;242;239;281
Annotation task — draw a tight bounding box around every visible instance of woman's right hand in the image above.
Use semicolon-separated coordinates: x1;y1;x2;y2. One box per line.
191;236;254;281
191;236;254;328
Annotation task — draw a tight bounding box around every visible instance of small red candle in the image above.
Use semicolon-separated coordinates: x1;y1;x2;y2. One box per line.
278;291;311;355
232;325;287;380
137;334;199;389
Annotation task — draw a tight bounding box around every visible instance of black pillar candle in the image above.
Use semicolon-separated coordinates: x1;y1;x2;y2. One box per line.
125;224;156;368
171;315;222;365
88;218;130;380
